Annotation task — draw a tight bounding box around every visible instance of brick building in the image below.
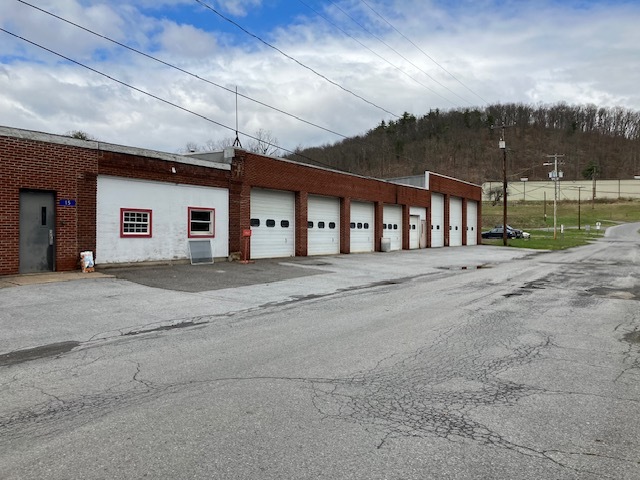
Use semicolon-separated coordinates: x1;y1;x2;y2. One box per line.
0;126;482;276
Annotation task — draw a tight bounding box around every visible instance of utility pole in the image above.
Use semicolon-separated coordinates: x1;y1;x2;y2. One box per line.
543;154;565;240
576;186;584;230
492;122;515;246
571;186;585;230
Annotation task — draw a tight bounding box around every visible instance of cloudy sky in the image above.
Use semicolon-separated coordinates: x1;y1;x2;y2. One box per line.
1;0;639;154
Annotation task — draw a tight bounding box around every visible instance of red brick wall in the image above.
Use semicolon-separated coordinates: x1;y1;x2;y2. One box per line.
235;151;480;253
0;135;99;275
98;151;229;189
1;134;231;275
429;173;481;201
1;134;483;274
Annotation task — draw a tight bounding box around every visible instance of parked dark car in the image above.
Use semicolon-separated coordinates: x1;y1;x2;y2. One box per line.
481;226;518;239
505;224;524;238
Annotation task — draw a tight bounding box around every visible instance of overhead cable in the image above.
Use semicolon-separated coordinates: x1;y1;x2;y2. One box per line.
192;0;400;118
298;0;457;106
359;0;489;105
15;0;351;142
13;0;423;170
0;27;345;171
327;0;474;106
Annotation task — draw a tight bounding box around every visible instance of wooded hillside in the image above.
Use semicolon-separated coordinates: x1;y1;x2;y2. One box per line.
287;103;640;185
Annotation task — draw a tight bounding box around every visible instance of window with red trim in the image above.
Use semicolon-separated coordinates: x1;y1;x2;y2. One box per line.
120;208;152;238
188;207;215;238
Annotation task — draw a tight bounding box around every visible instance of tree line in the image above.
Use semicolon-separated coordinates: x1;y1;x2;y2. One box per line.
286;103;640;185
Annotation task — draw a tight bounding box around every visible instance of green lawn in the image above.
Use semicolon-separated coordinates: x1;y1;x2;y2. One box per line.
481;199;640;250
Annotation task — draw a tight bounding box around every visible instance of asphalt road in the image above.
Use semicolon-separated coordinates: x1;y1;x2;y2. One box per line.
1;224;639;479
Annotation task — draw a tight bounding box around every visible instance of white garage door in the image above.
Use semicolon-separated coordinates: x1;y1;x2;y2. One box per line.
409;206;427;248
308;195;340;255
409;215;420;249
466;200;478;246
350;201;374;253
431;193;444;248
449;196;463;247
250;188;295;259
383;204;402;251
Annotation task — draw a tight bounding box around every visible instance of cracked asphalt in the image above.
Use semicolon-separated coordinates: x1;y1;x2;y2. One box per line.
1;224;639;479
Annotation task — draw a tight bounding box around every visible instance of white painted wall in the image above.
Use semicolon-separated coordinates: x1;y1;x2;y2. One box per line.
97;176;229;264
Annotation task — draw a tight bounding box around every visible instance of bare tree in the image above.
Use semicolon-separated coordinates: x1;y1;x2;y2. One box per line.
246;128;280;156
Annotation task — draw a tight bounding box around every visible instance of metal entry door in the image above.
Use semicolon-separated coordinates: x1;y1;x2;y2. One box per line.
20;191;55;273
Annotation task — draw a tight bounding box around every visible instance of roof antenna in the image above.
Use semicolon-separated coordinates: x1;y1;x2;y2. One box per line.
232;86;242;148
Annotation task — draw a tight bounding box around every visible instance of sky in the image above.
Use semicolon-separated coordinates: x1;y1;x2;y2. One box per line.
1;0;639;155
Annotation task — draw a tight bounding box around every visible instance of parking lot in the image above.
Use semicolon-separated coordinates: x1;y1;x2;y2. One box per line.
0;246;535;354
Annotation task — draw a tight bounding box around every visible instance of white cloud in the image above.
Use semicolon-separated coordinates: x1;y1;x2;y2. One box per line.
1;0;639;155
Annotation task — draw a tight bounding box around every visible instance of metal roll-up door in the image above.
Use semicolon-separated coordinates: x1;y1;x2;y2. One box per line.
431;193;444;247
449;196;463;247
308;195;340;255
466;200;478;246
250;188;295;259
382;204;402;251
350;201;374;253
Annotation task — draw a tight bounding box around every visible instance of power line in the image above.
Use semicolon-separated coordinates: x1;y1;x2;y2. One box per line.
4;3;438;177
298;0;458;105
15;0;351;143
327;0;473;107
359;0;489;105
0;27;345;172
193;0;401;118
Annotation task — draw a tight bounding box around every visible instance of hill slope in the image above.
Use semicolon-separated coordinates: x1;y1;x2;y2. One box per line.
286;103;640;185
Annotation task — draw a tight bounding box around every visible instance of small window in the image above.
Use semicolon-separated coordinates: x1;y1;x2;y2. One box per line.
250;218;260;227
281;220;290;228
350;222;356;229
266;219;276;227
363;223;369;229
383;223;387;230
357;222;363;229
318;221;325;229
431;225;434;230
437;225;440;230
329;222;336;229
393;224;398;230
471;226;474;231
188;207;215;238
121;208;152;238
455;226;459;230
308;221;314;228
